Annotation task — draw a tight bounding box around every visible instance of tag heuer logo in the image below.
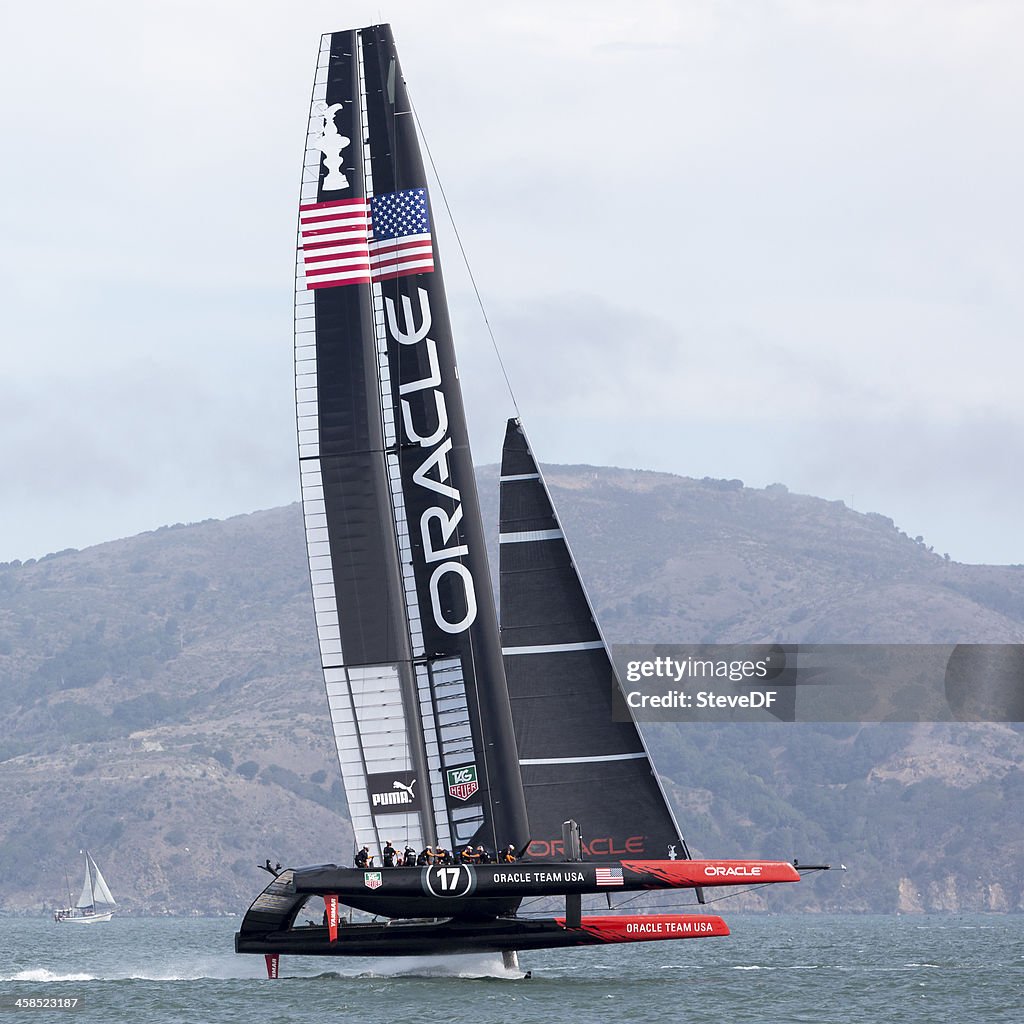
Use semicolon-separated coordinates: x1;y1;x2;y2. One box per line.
446;764;479;802
363;871;382;890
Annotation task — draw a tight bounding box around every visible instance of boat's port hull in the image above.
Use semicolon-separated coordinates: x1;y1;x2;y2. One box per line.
235;913;728;957
54;912;114;924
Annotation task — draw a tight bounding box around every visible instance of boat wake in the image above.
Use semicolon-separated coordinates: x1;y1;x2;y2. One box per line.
4;969;96;983
307;954;525;981
2;960;266;983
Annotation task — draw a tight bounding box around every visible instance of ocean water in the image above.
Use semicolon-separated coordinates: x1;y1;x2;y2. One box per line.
0;914;1020;1023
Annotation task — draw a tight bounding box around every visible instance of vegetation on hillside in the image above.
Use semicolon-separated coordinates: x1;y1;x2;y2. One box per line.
0;469;1021;914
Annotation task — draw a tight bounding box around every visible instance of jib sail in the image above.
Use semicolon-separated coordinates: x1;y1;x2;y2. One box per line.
294;25;528;859
499;419;692;861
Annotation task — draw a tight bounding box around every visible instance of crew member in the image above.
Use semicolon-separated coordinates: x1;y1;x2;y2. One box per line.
461;844;479;864
382;841;397;867
354;846;373;869
501;843;517;863
403;846;416;867
416;846;434;866
476;845;491;864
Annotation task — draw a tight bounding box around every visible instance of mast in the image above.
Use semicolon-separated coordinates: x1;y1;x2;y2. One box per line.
295;26;529;858
76;850;94;910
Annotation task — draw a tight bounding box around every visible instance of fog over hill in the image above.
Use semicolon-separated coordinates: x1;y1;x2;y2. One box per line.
0;467;1021;915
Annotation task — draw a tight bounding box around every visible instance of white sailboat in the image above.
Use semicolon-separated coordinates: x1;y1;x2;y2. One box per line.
54;851;116;924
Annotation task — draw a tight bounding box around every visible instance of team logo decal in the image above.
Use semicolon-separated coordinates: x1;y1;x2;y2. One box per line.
363;871;383;890
446;764;479;801
424;864;474;898
313;101;351;191
367;770;421;816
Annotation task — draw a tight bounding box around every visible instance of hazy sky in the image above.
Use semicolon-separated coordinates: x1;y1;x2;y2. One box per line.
2;1;1021;564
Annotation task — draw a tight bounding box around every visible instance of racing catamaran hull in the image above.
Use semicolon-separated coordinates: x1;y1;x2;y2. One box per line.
236;912;730;958
235;859;799;958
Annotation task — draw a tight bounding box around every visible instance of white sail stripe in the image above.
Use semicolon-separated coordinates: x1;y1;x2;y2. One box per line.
499;473;541;482
368;232;432;254
502;641;605;655
305;255;372;272
300;223;370;240
299;234;369;252
300;221;370;238
499;529;564;544
518;752;648;765
300;241;371;258
300;229;368;244
299;199;369;214
369;243;433;260
370;256;435;276
299;204;369;219
304;268;372;285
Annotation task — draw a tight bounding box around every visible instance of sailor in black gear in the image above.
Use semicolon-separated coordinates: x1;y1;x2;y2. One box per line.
382;841;397;867
403;846;416;866
476;845;491;864
416;846;434;866
354;846;372;869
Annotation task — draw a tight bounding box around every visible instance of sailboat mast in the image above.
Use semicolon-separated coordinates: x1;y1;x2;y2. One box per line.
295;25;528;859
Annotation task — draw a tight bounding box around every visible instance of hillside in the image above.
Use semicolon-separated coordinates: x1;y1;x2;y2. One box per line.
0;467;1021;915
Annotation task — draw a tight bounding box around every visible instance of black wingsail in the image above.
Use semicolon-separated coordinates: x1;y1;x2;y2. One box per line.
499;419;692;861
295;26;528;860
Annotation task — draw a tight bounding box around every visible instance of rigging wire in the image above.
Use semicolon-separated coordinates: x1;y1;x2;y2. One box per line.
406;83;520;852
408;93;520;416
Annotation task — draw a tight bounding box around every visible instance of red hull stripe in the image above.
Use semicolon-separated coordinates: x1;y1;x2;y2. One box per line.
622;859;801;886
555;915;729;943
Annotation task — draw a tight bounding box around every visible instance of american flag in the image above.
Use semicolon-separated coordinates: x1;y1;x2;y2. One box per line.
595;867;624;887
368;188;435;281
298;188;434;290
298;197;372;289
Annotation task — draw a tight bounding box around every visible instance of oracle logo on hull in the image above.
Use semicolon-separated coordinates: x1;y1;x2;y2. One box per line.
526;835;647;859
385;287;477;635
704;864;763;878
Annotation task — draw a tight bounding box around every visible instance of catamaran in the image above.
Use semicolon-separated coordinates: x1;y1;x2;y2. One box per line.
235;23;825;976
54;850;116;924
